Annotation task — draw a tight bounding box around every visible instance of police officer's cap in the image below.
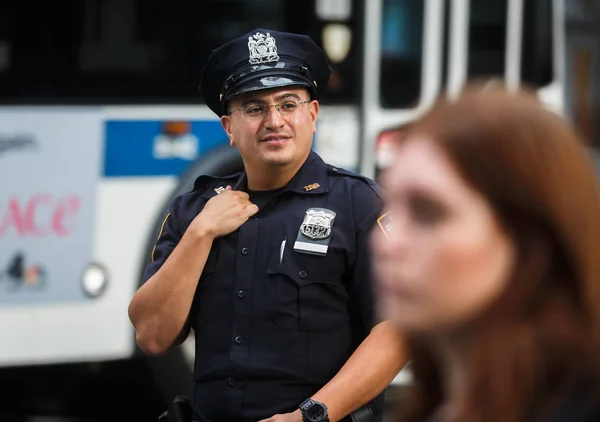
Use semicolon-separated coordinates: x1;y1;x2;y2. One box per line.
199;28;332;117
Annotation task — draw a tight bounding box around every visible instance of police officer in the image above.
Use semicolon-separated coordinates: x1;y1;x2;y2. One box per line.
128;28;407;422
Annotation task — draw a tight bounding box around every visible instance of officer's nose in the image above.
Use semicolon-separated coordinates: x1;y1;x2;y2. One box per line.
264;106;285;129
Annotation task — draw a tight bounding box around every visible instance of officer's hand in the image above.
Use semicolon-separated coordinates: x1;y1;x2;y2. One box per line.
192;186;259;238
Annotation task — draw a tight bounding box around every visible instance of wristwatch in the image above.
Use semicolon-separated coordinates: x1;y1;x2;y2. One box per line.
299;398;329;422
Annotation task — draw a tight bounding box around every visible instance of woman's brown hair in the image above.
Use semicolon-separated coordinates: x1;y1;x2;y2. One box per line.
394;85;600;422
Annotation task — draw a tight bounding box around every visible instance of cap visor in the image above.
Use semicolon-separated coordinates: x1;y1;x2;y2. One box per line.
225;75;312;101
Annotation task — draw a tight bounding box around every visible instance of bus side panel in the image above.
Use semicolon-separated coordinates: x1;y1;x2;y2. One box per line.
0;107;105;366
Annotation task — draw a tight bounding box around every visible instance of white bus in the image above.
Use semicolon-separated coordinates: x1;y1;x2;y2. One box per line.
0;0;564;416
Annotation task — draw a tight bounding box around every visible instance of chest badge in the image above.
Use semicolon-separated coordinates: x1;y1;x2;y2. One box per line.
294;208;336;256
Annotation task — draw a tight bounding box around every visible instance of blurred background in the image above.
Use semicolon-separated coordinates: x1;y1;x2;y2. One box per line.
0;0;598;420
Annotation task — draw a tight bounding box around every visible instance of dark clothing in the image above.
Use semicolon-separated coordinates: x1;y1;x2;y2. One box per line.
546;380;600;422
247;187;285;210
423;380;600;422
143;152;385;422
549;403;600;422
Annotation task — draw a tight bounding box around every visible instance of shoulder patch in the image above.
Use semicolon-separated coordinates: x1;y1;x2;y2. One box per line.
376;211;396;238
151;212;171;262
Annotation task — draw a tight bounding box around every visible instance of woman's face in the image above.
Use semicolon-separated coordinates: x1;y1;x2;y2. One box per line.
372;137;515;334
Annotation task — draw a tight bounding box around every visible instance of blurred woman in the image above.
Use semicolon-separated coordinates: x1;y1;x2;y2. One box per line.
371;85;600;422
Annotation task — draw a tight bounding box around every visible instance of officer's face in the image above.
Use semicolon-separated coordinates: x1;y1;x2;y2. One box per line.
221;87;318;169
371;137;515;335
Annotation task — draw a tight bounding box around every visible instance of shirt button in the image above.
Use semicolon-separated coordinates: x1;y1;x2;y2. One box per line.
234;336;243;344
299;270;308;279
227;377;236;386
237;290;245;298
241;247;249;256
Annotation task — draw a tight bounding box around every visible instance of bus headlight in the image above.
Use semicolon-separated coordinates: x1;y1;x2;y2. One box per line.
81;263;108;298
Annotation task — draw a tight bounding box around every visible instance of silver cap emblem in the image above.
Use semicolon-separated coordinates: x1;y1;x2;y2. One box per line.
248;32;279;64
300;208;336;240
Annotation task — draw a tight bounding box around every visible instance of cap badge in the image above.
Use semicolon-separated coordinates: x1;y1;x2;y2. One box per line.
248;32;279;64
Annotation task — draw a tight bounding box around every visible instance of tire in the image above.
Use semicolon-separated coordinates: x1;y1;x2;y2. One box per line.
136;143;244;403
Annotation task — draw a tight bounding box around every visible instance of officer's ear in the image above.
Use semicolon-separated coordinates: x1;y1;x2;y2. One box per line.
309;100;319;134
221;115;235;146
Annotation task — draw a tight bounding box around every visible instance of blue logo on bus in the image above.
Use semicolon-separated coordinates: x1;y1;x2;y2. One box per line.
103;120;227;177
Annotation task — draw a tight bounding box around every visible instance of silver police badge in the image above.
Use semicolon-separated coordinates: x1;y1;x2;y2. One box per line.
248;32;279;64
300;208;336;240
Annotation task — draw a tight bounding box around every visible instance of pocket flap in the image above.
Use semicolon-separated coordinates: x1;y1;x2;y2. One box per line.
266;247;344;286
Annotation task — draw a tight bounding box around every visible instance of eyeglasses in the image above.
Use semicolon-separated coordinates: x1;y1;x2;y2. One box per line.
228;99;311;120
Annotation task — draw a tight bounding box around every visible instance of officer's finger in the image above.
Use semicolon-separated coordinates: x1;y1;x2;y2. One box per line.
244;203;259;217
233;190;250;200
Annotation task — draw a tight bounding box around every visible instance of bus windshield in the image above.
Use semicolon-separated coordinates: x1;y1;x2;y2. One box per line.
0;0;361;105
378;0;553;110
379;0;425;109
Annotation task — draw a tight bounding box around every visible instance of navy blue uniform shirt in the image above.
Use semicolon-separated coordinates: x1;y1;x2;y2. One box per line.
143;151;385;422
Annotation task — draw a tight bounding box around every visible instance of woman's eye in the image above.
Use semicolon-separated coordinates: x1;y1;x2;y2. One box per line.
410;197;447;225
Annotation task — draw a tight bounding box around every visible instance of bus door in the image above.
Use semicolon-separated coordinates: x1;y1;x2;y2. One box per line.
359;0;564;181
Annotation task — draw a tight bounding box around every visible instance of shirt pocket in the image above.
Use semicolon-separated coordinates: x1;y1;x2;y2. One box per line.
266;244;349;332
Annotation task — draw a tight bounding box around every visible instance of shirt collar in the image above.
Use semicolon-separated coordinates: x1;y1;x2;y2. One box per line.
283;151;329;195
201;151;329;199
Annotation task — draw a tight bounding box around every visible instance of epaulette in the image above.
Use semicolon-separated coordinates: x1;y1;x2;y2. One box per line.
327;165;383;198
192;172;241;194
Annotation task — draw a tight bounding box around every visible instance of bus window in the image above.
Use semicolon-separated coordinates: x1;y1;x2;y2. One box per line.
0;0;360;105
467;0;508;79
521;0;554;87
467;0;553;87
379;0;424;109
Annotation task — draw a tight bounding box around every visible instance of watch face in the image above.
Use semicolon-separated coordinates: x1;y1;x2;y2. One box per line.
307;403;324;420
